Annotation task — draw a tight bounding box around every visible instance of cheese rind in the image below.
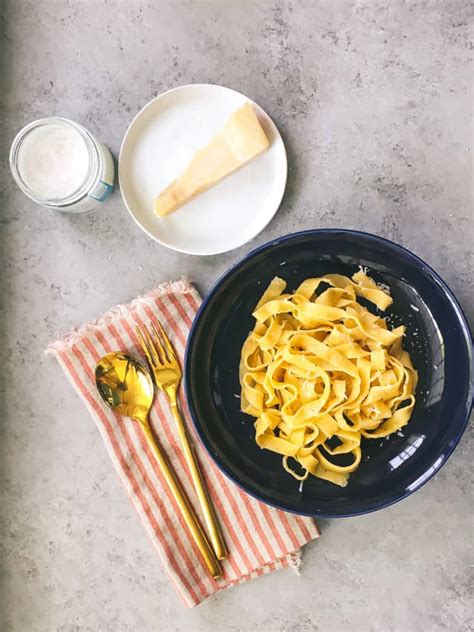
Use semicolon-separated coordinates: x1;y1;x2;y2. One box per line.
154;102;270;217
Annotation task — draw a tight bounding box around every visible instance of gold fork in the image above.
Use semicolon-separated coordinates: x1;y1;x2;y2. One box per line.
136;321;228;561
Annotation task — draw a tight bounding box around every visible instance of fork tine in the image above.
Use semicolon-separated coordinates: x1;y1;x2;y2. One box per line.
143;324;165;365
154;320;177;361
136;325;159;367
147;323;169;365
150;322;170;363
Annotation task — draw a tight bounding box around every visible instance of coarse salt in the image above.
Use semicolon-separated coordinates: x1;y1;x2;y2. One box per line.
17;123;90;200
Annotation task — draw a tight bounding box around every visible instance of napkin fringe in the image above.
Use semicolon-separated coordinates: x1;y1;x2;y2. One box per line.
288;550;302;575
46;276;193;354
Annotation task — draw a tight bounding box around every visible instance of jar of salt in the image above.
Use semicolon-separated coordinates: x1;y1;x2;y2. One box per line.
9;117;115;212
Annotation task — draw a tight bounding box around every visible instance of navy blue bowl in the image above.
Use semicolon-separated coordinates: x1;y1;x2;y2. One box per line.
185;230;472;517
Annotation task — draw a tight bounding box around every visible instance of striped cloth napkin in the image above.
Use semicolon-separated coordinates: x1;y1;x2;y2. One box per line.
47;278;320;608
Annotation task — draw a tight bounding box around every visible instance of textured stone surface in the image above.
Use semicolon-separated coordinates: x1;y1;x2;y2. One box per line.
0;1;473;631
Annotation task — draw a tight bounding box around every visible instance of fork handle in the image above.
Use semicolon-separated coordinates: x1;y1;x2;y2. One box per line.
140;420;222;579
171;404;228;561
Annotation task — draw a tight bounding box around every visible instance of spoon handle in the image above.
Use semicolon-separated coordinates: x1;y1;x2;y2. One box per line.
140;420;222;580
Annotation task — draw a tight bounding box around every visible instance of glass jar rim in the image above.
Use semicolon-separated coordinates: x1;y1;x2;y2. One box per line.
9;117;100;207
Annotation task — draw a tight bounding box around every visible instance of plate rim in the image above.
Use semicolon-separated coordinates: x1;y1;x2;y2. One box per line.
184;228;473;518
118;83;288;255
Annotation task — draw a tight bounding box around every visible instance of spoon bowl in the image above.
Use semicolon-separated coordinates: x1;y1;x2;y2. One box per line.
95;351;154;422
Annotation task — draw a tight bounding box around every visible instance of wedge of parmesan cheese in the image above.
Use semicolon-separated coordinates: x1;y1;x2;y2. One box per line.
154;102;270;217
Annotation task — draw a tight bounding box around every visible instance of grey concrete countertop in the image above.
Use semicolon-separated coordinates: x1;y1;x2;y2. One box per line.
1;1;472;631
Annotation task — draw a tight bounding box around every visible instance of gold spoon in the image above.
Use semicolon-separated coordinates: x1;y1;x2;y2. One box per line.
95;351;222;580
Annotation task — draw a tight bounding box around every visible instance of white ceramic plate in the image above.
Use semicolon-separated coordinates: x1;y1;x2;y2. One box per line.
119;84;287;255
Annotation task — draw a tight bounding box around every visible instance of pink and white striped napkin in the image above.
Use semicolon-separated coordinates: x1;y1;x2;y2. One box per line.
47;278;320;608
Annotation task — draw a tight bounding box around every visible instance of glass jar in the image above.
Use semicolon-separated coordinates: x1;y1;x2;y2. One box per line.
9;117;115;213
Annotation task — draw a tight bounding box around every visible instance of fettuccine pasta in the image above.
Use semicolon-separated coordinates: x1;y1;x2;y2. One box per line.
239;271;417;487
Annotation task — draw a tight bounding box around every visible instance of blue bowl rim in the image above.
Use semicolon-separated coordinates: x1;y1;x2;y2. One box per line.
184;228;473;518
